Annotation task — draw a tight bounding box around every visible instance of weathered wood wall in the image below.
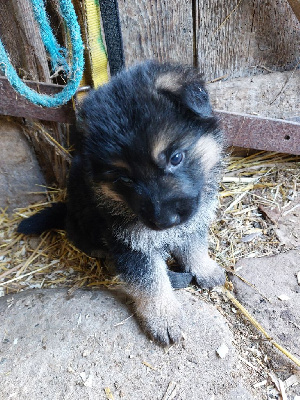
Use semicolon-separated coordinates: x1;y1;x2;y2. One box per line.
196;0;300;81
119;0;300;81
118;0;194;65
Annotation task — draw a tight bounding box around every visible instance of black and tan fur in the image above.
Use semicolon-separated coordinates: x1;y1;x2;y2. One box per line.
18;61;225;345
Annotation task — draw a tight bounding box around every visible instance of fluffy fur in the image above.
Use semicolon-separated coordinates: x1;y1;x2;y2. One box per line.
18;61;225;345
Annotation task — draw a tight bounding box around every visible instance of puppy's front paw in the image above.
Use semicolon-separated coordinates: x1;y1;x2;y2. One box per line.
135;295;184;346
194;258;226;289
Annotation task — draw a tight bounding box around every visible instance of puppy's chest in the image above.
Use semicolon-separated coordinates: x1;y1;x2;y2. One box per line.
112;200;216;254
115;224;188;255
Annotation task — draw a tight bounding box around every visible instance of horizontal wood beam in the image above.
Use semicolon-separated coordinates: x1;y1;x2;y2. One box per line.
0;76;299;155
0;76;75;123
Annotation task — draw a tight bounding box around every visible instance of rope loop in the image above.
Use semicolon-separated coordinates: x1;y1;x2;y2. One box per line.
0;0;84;107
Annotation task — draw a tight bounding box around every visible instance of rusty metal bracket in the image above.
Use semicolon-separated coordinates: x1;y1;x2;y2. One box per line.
217;110;300;155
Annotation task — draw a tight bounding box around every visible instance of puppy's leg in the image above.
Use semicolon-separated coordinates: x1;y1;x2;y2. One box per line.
173;235;225;288
112;244;184;345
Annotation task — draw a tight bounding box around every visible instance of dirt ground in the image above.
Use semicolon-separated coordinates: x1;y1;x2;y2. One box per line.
0;252;299;399
0;288;259;400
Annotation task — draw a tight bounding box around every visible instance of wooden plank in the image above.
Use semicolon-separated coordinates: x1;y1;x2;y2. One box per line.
2;74;299;154
207;70;300;121
217;110;300;155
118;0;193;66
0;76;75;124
196;0;300;81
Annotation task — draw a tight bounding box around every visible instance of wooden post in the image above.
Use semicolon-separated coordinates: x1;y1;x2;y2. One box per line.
0;0;50;82
117;0;194;66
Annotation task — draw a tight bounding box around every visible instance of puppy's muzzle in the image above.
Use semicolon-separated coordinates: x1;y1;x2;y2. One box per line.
139;197;199;231
149;212;180;230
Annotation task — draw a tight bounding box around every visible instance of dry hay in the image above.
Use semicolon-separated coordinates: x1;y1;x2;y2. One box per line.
0;151;299;297
211;151;300;270
0;189;118;297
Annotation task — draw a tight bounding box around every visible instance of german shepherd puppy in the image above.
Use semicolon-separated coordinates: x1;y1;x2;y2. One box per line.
18;61;225;345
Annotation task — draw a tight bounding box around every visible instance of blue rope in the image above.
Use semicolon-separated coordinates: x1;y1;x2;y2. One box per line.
31;0;69;75
0;0;84;107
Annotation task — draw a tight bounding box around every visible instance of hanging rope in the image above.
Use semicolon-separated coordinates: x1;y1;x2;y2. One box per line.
0;0;84;108
31;0;70;76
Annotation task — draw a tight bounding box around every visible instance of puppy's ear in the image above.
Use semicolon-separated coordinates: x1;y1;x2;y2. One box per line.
155;71;213;120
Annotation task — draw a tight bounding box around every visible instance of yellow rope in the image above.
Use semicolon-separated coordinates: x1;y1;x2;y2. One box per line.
223;287;300;367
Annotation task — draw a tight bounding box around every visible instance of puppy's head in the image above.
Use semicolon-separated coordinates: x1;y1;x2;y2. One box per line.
79;62;223;230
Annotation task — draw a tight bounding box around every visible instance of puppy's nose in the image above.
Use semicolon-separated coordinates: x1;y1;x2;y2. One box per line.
153;214;180;230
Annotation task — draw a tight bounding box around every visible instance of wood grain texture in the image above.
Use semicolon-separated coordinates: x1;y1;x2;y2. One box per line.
0;0;70;187
208;70;300;120
0;0;51;82
117;0;193;66
195;0;300;81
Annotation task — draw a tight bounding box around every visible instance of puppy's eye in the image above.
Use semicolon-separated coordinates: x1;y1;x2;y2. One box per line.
118;176;133;185
170;152;184;166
